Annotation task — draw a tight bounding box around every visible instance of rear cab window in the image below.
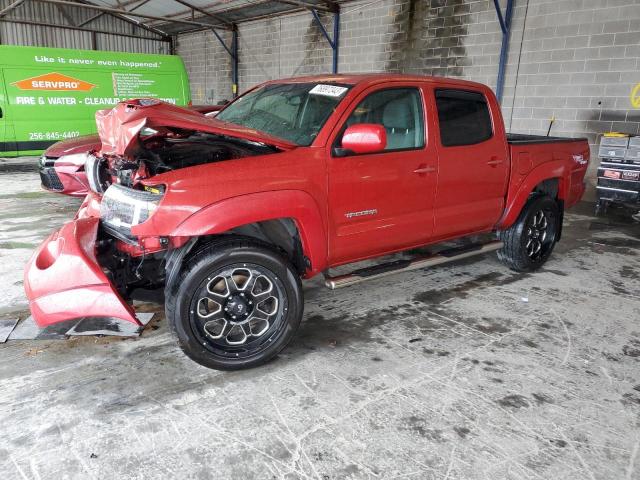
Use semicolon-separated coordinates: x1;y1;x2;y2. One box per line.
434;89;493;147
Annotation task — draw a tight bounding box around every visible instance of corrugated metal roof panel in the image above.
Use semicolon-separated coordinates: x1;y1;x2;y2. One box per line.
0;0;167;50
96;33;169;54
0;0;341;39
0;19;92;49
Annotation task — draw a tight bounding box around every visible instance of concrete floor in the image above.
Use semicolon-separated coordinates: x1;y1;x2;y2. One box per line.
1;157;639;480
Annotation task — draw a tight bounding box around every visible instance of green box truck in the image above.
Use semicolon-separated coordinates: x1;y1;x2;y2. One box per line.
0;45;191;157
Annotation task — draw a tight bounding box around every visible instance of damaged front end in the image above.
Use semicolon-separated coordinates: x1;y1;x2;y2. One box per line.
24;99;286;331
25;176;173;330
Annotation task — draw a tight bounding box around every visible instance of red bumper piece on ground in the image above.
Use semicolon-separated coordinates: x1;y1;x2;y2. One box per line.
24;217;141;328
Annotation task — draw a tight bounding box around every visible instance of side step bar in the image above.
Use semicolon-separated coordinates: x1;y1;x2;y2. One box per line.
324;240;504;289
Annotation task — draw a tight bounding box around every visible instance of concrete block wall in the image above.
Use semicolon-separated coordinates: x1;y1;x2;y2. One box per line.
503;0;640;139
389;0;504;87
177;0;640;196
237;13;334;92
337;0;398;72
500;0;640;194
177;0;395;103
176;29;233;104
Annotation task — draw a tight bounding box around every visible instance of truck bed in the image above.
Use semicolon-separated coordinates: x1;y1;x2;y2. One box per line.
506;133;590;213
507;133;588;145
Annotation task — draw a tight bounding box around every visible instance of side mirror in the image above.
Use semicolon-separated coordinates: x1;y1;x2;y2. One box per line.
341;123;387;155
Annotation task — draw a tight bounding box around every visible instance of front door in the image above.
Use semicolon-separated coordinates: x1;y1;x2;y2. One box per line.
327;85;437;265
430;88;509;239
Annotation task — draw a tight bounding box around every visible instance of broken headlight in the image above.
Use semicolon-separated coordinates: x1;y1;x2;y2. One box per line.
85;154;110;194
100;184;164;242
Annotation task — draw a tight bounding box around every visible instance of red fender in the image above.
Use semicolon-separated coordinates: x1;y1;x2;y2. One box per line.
171;190;328;276
497;160;568;229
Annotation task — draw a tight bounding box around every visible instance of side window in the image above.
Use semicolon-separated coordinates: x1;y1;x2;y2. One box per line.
341;88;425;151
435;89;493;147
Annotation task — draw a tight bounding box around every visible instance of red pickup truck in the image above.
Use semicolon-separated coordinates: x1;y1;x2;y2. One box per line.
24;74;589;370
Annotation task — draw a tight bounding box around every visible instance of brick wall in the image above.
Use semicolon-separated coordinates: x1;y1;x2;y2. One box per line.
177;0;640;197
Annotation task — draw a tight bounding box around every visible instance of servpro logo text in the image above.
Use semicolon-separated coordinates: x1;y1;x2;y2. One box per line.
12;72;96;92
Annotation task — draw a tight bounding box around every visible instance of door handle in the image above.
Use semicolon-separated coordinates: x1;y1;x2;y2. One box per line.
413;165;436;174
487;157;503;166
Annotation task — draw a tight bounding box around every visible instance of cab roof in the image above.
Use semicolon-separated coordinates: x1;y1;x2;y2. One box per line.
264;73;489;91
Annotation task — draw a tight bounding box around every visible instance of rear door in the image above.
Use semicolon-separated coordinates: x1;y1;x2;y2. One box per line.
430;87;509;239
327;84;438;264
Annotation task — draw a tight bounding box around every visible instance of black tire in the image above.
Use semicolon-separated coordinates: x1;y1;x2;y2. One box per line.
166;237;303;370
497;195;561;272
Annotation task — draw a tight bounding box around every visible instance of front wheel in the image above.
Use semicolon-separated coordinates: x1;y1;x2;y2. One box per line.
166;238;304;370
498;195;560;272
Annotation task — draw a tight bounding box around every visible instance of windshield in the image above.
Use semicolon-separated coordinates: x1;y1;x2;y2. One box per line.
216;83;351;146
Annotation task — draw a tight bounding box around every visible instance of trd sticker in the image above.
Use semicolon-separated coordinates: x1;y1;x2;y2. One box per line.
12;72;96;91
603;170;621;179
572;154;587;165
622;171;640;181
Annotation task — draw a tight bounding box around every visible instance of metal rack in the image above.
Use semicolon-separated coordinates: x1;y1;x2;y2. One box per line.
596;135;640;215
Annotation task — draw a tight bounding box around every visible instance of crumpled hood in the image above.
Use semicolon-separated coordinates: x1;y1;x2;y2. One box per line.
96;99;296;156
44;134;101;158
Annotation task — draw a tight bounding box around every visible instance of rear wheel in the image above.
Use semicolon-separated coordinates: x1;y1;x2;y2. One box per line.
498;195;560;272
166;238;303;370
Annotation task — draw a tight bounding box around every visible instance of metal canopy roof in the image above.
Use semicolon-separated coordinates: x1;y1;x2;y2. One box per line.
155;0;337;34
0;0;343;99
0;0;341;39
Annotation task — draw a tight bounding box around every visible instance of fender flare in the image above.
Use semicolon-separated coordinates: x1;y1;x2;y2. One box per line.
498;160;568;229
171;190;328;275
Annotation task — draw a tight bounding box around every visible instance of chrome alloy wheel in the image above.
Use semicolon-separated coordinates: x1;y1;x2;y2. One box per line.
525;210;550;260
189;264;286;357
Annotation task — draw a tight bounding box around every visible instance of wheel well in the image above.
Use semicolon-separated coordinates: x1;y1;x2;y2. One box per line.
531;178;564;241
533;178;559;199
192;218;307;275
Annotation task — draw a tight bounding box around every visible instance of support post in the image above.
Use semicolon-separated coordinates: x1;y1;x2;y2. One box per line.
493;0;515;104
0;0;27;18
332;9;339;74
311;8;340;74
232;27;239;97
211;25;239;98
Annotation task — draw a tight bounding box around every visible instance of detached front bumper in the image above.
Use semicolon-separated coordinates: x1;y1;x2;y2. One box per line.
24;216;141;328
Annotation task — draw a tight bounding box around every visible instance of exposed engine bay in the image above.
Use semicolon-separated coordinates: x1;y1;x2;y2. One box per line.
97;132;277;189
140;132;276;174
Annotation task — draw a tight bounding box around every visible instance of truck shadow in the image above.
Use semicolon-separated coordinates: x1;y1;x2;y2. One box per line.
284;268;526;362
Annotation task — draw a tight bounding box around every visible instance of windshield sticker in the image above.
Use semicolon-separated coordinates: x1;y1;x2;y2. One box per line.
309;84;348;97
